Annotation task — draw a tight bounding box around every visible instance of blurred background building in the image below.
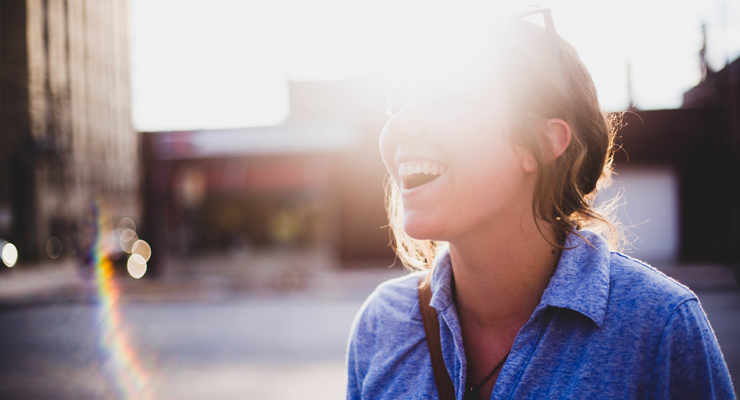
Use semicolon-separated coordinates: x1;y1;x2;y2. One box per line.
141;75;395;277
603;53;740;266
0;0;137;264
141;60;740;275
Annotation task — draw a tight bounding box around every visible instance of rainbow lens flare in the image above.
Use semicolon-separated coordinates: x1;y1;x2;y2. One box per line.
91;201;151;399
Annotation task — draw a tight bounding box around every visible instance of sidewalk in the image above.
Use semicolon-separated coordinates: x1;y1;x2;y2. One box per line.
0;261;85;304
0;255;737;306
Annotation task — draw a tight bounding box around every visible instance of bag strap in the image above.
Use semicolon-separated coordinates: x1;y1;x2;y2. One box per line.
418;275;456;400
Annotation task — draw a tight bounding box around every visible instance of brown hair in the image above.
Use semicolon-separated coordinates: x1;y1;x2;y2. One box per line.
385;21;624;283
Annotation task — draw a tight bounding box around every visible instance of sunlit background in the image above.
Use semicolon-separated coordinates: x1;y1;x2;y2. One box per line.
0;0;738;398
130;0;740;131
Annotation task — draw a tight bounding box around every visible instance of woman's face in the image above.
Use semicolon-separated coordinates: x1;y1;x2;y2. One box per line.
380;76;537;242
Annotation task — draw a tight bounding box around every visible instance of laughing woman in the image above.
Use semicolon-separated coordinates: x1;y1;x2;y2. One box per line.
345;11;735;400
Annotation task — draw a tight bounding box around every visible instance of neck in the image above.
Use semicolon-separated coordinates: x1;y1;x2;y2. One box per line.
448;209;562;329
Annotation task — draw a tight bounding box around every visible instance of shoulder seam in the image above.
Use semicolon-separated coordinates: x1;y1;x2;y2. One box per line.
611;252;696;297
612;252;652;268
647;297;699;397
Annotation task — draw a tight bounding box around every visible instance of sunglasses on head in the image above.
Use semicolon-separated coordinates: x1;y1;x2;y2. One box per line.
514;7;566;86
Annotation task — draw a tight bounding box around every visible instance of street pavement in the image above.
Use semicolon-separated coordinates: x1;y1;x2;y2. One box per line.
0;257;738;399
0;256;405;400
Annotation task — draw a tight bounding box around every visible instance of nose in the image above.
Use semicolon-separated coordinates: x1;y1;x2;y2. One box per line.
383;112;424;142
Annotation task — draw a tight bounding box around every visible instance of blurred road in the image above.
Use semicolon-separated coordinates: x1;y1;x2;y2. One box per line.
0;260;405;400
0;295;370;399
0;260;737;399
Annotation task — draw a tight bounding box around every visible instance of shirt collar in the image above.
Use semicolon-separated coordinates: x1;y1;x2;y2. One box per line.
429;245;455;311
428;230;611;327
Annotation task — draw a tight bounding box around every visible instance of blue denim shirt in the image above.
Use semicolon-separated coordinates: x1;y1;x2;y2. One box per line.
346;230;736;399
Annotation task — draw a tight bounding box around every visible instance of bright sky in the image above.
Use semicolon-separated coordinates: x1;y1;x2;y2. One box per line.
130;0;740;131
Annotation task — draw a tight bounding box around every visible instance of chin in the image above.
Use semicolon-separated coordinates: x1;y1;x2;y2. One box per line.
402;210;447;241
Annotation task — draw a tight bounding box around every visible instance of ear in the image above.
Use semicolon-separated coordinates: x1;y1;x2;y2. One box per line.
545;118;572;164
520;119;572;173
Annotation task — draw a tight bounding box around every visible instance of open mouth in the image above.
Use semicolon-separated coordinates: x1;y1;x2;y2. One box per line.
399;161;447;190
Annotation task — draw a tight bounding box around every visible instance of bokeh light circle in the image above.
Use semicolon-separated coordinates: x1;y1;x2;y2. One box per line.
46;237;63;259
117;217;136;235
127;254;147;279
131;240;151;262
2;243;18;267
119;229;138;253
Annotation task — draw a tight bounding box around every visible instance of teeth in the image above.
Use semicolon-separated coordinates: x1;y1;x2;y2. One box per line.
398;161;448;177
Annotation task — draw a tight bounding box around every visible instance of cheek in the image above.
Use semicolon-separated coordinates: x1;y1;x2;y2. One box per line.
452;134;528;207
456;128;519;171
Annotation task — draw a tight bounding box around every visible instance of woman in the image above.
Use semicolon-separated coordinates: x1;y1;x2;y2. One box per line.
345;10;735;400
